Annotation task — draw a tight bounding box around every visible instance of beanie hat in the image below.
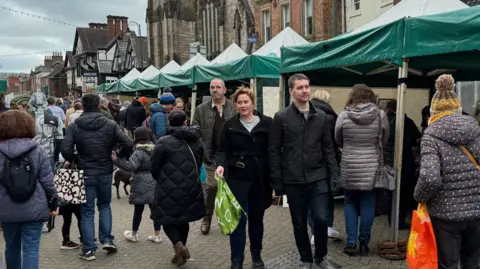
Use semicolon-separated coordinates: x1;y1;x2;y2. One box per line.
160;87;175;105
430;74;461;115
138;97;148;105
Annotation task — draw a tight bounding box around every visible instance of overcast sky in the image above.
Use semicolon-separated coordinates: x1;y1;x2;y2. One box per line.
0;0;147;73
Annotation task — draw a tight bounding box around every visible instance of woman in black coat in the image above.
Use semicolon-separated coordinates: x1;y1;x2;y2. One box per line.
215;87;272;269
150;110;205;267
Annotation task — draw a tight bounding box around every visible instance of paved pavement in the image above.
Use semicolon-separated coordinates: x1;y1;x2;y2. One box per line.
0;191;410;269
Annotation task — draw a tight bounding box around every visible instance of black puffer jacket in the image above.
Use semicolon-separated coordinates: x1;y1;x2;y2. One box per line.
311;99;341;164
268;102;339;192
125;100;146;131
150;126;205;225
61;110;133;176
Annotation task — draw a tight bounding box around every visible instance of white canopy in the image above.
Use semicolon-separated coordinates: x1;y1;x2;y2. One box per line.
120;68;141;82
159;60;181;73
139;65;159;79
349;0;469;35
181;53;210;70
253;27;308;57
210;43;247;64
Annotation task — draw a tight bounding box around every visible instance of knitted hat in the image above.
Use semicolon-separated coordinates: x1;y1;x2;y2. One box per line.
430;74;461;115
138;97;148;105
160;87;175;105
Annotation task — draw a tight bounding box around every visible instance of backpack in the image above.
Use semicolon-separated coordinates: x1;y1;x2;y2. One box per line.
0;149;36;203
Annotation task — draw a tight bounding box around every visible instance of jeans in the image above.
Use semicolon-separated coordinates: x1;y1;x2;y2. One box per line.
307;192;335;233
344;190;376;245
81;174;114;252
431;216;480;269
163;223;190;245
2;220;43;269
132;204;161;231
284;180;330;263
230;197;265;262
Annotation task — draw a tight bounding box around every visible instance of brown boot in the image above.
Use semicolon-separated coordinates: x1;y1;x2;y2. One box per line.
171;246;190;264
200;215;211;235
173;242;188;267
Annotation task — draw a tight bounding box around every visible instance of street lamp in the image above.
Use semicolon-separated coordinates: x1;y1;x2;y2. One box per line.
128;21;144;70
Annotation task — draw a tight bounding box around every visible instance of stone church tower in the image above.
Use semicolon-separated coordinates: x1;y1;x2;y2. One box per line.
146;0;255;67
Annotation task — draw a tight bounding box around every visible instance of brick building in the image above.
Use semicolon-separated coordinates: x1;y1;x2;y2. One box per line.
254;0;343;45
146;0;255;67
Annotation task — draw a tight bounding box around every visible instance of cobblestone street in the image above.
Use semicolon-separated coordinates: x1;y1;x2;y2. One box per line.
0;193;410;269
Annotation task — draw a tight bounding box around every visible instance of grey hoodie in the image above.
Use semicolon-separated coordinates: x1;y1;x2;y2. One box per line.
415;113;480;221
335;103;389;191
0;138;57;223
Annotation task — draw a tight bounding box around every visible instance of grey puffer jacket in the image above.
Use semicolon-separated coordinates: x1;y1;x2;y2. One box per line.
335;103;389;191
0;138;57;223
414;113;480;221
114;142;156;205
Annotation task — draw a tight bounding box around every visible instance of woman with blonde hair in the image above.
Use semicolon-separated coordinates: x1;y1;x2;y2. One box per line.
216;86;273;269
335;84;389;256
174;98;185;111
308;89;341;243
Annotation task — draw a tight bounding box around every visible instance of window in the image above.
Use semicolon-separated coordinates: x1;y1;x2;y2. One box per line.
304;0;313;36
262;11;271;43
281;4;290;29
354;0;360;10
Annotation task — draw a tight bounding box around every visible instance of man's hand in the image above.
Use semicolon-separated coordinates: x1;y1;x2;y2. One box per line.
111;151;117;161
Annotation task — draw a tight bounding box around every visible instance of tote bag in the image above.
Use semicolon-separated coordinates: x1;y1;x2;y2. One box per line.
54;168;86;204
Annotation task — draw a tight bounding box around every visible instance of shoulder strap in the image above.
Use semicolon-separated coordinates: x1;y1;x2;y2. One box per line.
377;111;385;166
176;137;199;178
460;146;480;169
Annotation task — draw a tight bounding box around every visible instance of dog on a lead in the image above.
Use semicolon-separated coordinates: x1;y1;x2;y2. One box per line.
113;169;131;199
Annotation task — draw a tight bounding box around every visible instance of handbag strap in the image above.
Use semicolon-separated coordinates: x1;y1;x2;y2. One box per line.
460;145;480;169
179;138;200;179
377;110;385;167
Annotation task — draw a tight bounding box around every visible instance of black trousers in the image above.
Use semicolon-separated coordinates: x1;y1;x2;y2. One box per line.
60;204;82;243
54;139;63;162
431;216;480;269
163;223;190;246
284;180;330;263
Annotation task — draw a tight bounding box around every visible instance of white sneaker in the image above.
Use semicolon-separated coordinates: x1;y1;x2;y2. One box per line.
311;235;315;245
328;227;341;239
124;230;138;242
42;222;49;233
148;235;162;243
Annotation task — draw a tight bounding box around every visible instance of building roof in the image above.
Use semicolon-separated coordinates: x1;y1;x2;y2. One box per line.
48;65;65;78
130;36;149;69
462;0;480;5
64;51;76;69
98;60;113;74
75;27;109;53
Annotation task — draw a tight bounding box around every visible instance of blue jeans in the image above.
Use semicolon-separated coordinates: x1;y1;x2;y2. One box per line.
230;198;265;262
81;174;114;252
2;220;43;269
344;190;376;245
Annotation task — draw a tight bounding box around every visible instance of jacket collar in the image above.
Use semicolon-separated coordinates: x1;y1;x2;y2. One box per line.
289;101;317;117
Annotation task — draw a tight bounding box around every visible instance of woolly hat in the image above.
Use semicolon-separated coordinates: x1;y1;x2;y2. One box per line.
160;87;175;105
138;97;148;105
430;74;461;115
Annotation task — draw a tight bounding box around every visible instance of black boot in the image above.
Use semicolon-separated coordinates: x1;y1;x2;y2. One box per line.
359;242;370;256
231;256;244;269
251;250;265;269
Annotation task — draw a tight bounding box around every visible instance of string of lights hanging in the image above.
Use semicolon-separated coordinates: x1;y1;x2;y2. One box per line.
0;50;70;58
0;5;78;27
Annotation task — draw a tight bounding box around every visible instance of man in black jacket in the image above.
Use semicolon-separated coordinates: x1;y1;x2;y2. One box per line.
269;73;339;269
125;98;147;135
61;94;133;261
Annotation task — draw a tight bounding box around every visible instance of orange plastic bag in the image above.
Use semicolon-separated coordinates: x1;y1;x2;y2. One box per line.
407;204;438;269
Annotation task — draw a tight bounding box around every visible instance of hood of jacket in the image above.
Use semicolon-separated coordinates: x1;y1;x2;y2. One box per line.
425;113;480;145
311;99;337;117
131;99;142;107
0;138;38;159
167;126;201;143
150;103;165;114
345;103;379;125
135;142;155;154
74;111;108;131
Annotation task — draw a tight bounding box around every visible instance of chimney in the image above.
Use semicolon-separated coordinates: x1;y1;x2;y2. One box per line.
44;55;52;68
115;17;122;37
52;52;63;64
98;23;108;29
122;17;129;36
107;15;115;40
89;23;96;28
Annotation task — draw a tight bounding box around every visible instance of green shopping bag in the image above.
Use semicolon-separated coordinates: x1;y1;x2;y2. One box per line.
214;174;246;235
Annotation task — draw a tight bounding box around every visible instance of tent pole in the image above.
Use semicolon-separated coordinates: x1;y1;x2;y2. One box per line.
391;59;409;243
279;74;286;109
250;78;258;110
190;85;197;125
